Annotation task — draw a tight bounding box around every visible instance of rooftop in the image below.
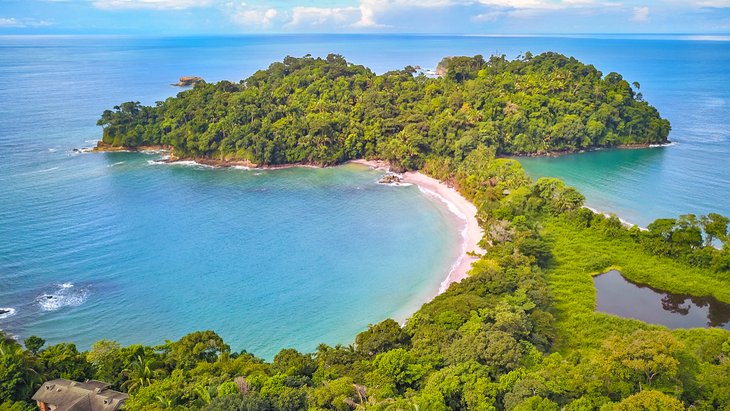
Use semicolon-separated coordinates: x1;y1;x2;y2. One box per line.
32;379;128;411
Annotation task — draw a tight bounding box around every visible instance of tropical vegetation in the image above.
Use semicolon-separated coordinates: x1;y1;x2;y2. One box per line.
2;54;728;410
96;53;670;169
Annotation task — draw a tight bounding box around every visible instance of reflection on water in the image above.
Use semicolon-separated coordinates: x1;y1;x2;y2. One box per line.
593;270;730;329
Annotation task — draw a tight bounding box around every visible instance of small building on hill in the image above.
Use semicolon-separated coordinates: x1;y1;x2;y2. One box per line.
32;379;128;411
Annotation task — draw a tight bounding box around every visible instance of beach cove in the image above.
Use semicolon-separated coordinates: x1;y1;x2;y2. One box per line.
3;34;730;364
350;159;486;293
0;149;471;358
141;154;487;298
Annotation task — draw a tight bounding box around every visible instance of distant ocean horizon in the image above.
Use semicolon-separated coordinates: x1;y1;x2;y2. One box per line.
1;34;728;357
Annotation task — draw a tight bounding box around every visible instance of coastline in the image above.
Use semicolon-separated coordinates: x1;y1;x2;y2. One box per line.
402;171;486;293
508;141;675;158
583;205;646;230
140;152;487;295
350;159;486;294
92;145;655;290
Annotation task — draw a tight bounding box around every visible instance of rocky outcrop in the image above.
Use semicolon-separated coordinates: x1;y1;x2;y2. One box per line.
379;174;402;184
174;76;204;87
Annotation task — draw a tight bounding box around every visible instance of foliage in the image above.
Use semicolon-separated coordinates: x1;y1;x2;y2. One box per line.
614;390;684;410
8;54;730;411
98;53;670;168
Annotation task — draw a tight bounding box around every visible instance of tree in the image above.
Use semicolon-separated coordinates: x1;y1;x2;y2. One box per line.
615;390;684;410
86;340;122;384
369;348;431;396
355;319;410;356
167;330;230;369
513;396;560;411
37;343;92;382
23;336;44;355
271;348;316;378
447;331;523;374
122;354;159;393
701;213;729;246
647;218;676;242
217;381;240;397
309;377;357;410
0;340;37;404
672;214;703;249
97;53;670;164
439;55;486;83
517;237;552;268
201;393;272;411
598;330;683;391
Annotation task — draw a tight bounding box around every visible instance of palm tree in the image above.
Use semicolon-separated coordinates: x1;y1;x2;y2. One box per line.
0;338;40;400
122;354;156;393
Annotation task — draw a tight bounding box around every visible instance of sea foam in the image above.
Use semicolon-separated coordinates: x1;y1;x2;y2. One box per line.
410;185;471;294
148;159;216;169
0;307;16;319
36;283;89;311
415;186;468;222
649;142;677;148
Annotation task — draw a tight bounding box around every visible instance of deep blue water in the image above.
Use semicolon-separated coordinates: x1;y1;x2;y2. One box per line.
1;34;729;356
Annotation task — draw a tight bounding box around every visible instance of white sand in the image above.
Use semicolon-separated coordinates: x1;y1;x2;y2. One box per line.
350;159;486;293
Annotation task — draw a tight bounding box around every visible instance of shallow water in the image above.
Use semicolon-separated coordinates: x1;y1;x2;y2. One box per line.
0;153;460;358
516;38;730;226
2;34;729;356
594;270;730;330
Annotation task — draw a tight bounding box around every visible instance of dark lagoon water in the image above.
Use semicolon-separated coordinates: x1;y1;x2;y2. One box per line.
2;34;730;356
594;270;730;330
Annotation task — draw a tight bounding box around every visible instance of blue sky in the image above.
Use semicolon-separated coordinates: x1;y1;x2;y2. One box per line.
1;0;729;35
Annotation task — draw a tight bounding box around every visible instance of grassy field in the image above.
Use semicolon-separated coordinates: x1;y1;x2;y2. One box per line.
542;217;730;352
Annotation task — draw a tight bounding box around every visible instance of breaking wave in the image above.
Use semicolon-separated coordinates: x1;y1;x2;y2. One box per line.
36;283;90;311
0;307;16;319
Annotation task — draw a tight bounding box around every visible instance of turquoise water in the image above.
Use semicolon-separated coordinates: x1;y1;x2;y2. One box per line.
0;153;459;357
1;34;729;356
515;38;730;227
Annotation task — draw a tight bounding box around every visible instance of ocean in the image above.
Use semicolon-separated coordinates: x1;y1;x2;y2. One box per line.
1;34;728;357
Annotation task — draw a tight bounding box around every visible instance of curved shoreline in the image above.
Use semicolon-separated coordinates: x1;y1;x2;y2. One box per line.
350;159;486;294
105;150;485;296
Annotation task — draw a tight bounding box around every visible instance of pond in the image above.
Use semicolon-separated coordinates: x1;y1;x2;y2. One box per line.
593;270;730;330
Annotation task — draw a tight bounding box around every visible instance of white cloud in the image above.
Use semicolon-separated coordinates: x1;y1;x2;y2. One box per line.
92;0;215;10
352;0;384;28
478;0;560;9
0;18;22;27
477;0;620;10
231;7;278;27
288;6;360;27
632;6;650;21
472;10;506;21
696;0;730;6
350;0;623;28
0;17;53;28
352;0;462;28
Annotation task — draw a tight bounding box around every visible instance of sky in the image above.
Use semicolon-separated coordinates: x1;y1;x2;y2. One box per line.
0;0;729;35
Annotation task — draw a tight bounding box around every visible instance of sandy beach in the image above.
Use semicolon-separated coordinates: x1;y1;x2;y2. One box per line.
350;159;486;294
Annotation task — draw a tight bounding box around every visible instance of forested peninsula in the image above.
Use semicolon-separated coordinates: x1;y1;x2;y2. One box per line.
3;54;730;411
95;53;670;168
